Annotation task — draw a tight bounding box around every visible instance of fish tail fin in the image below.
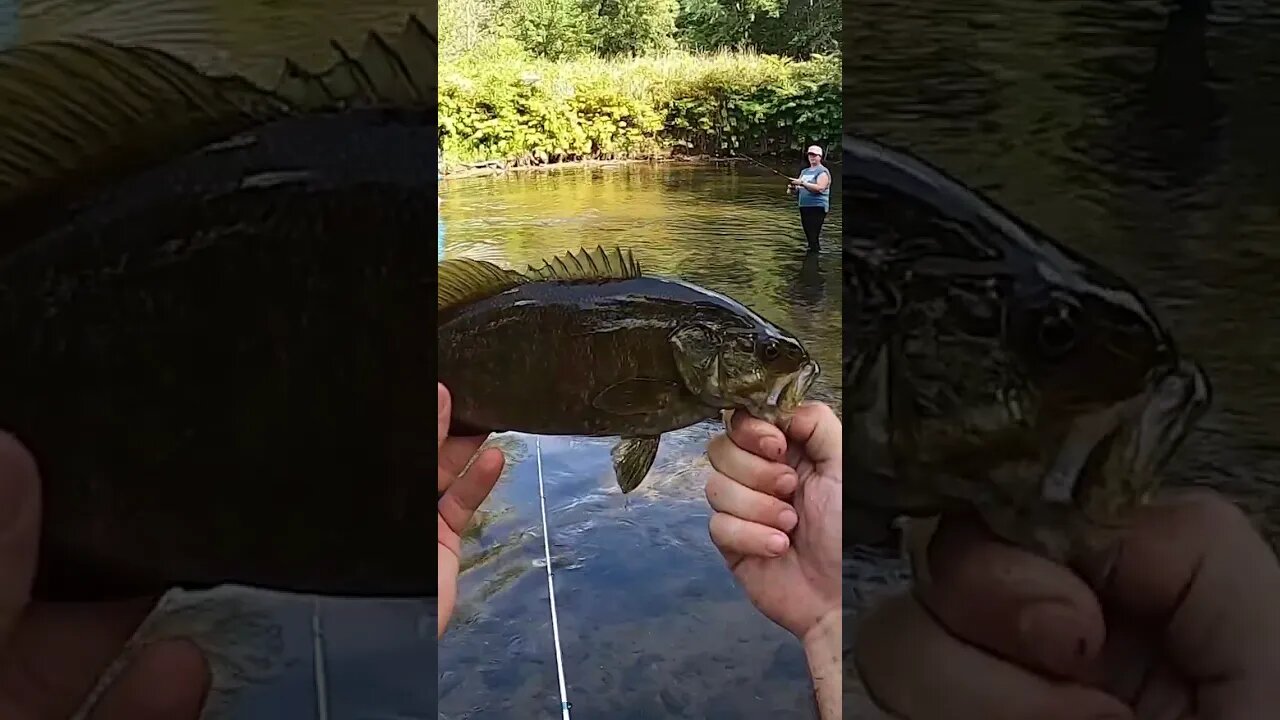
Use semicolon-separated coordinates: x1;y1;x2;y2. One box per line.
272;14;436;110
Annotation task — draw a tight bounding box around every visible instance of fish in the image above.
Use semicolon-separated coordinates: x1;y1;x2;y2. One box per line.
0;20;449;602
842;134;1211;563
437;246;821;494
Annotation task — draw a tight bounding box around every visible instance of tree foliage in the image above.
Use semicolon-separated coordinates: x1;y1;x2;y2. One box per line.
440;52;839;166
438;0;841;166
440;0;838;60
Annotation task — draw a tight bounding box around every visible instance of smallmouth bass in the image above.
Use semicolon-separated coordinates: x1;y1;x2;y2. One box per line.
842;134;1211;563
438;246;820;493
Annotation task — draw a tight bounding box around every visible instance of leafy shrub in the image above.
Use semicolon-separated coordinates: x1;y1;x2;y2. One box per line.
439;51;840;167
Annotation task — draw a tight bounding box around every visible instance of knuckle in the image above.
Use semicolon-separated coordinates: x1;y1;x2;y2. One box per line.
1182;489;1250;531
707;434;731;467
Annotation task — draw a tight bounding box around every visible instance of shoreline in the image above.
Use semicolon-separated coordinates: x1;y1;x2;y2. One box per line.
439;154;836;180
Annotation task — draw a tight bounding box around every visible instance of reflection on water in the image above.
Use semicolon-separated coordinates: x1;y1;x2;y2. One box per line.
845;0;1280;694
438;162;841;718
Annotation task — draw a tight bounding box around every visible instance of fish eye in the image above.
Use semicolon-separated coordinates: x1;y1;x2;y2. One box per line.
1037;301;1079;359
762;339;780;361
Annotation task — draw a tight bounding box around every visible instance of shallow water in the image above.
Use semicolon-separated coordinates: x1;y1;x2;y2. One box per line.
438;162;842;718
843;0;1280;700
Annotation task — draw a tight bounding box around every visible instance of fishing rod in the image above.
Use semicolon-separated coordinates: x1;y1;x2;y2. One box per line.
732;153;791;179
535;437;572;720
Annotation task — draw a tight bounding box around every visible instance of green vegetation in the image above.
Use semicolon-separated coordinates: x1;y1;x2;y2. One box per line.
439;0;840;168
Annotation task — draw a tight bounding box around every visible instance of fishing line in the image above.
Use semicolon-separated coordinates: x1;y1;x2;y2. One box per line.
311;600;331;720
535;437;572;720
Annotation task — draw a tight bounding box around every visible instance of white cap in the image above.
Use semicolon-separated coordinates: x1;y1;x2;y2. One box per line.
806;145;824;157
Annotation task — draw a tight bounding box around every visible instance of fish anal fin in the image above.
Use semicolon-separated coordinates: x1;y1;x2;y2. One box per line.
611;436;660;494
592;379;681;415
437;258;528;312
524;246;641;283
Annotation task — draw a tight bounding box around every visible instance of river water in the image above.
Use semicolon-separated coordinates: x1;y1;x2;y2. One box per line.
844;0;1280;711
437;162;842;719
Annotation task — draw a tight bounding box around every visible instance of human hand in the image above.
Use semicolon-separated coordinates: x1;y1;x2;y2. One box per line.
0;433;210;720
855;490;1280;720
436;383;504;638
704;403;841;643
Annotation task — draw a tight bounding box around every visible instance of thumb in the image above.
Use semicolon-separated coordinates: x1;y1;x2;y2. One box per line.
437;383;451;451
781;403;841;474
0;432;39;644
1077;490;1280;715
88;639;211;720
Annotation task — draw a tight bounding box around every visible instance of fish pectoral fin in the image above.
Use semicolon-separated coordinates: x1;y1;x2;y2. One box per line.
437;258;528;312
592;379;681;415
611;436;660;494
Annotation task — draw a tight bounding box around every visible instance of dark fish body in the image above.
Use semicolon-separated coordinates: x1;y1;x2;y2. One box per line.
438;248;819;494
0;23;441;601
444;276;746;436
842;134;1211;560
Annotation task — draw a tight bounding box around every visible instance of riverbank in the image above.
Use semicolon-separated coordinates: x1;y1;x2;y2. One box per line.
440;154;845;180
439;154;841;180
439;50;840;170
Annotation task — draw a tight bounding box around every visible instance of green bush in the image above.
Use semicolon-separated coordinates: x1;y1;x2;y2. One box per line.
439;51;840;167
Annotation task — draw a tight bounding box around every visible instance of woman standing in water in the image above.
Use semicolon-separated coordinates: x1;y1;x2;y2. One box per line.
788;145;831;253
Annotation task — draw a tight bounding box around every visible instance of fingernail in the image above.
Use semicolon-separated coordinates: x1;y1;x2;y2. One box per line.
766;534;788;555
778;508;798;531
775;472;797;496
1018;602;1090;677
761;438;784;460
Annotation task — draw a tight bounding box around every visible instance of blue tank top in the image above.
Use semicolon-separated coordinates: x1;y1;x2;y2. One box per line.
437;173;445;261
796;165;830;211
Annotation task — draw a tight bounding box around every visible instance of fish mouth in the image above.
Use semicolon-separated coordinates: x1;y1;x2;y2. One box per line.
1042;360;1211;527
746;360;821;423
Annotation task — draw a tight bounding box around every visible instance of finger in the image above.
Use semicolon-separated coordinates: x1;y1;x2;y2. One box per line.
781;403;841;472
918;514;1106;680
437;383;451;450
704;470;798;532
2;597;156;719
88;639;211;720
439;434;488;484
855;593;1133;720
0;432;39;643
724;410;788;463
439;446;504;535
707;433;797;497
708;512;789;562
1077;490;1280;716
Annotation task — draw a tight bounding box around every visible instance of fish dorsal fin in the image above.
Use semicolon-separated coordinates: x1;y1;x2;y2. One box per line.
438;258;529;312
0;37;290;230
273;14;435;111
524;246;642;283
